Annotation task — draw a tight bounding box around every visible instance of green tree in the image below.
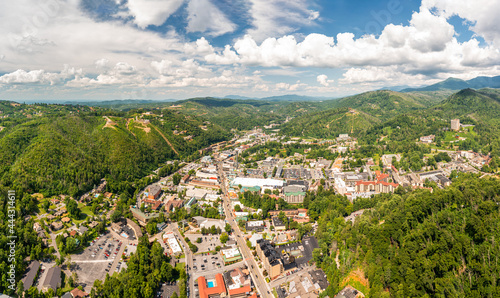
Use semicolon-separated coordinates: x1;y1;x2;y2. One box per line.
220;232;229;244
173;173;182;185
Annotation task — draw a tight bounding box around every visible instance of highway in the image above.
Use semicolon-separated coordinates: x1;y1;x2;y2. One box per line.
217;162;272;298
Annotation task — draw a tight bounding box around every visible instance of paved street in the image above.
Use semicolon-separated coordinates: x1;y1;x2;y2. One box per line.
217;162;272;298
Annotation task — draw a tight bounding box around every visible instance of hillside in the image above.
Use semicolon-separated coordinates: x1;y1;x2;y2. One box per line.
280;107;380;138
0;103;229;197
279;90;438;138
328;90;438;120
402;75;500;92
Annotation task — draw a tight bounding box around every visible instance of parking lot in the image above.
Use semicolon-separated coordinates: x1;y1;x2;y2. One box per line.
191;253;223;272
185;234;222;252
71;232;132;292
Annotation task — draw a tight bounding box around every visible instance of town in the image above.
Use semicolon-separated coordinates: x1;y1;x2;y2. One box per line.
14;116;494;298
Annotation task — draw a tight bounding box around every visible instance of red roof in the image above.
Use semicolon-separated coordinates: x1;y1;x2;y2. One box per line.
228;285;252;296
198;274;226;298
355;180;398;187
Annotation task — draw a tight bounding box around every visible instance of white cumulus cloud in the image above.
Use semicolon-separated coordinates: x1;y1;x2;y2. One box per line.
126;0;185;28
186;0;237;37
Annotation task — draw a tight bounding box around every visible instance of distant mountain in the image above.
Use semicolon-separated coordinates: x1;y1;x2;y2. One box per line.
261;94;334;101
402;75;500;92
222;95;255;100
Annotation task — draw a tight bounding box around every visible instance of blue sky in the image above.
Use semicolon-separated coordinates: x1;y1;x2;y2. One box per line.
0;0;499;100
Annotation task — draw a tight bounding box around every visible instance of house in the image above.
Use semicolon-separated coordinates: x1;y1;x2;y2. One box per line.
61;217;71;223
69;230;78;237
51;222;63;231
147;185;162;200
70;288;89;298
33;222;42;232
198;274;227;298
21;261;40;290
42;266;61;292
420;135;435;143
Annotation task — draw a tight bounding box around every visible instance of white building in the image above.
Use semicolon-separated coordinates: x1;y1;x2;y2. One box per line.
231;177;284;188
163;232;183;255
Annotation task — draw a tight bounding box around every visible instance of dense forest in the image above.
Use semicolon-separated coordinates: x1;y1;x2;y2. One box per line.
312;174;500;297
0;103;229;197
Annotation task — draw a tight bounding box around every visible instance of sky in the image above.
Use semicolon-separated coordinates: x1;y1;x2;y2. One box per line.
0;0;499;101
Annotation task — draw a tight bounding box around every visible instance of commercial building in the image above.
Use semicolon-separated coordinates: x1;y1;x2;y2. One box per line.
245;220;265;232
355;181;399;193
163;232;183;255
256;240;283;280
147;184;162;200
221;247;243;265
130;207;159;225
232;177;284;189
198;274;227;298
451;119;460;131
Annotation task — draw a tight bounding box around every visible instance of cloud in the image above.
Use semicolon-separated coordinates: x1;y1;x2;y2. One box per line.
423;0;500;47
204;6;500;81
246;0;319;42
316;74;334;86
0;65;82;85
126;0;185;28
186;0;237;37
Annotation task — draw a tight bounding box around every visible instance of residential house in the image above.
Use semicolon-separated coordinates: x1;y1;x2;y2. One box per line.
42;266;61;292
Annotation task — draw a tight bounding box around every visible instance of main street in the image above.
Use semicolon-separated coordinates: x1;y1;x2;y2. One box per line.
217;162;272;298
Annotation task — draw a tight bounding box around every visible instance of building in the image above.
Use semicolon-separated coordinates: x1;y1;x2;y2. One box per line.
42;266;61;292
334;285;364;298
256;240;283;280
130;207;159;225
147;185;162;200
163;232;183;256
51;222;63;231
248;233;264;247
451;119;460;131
272;217;287;231
70;288;89;298
355;181;399;193
420;135;435;143
221;247;243;265
223;266;252;296
245;220;265;232
21;261;40;290
231;177;284;189
198;274;227;298
268;209;296;217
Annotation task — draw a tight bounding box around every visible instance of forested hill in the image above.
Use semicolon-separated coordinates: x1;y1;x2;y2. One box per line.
0;102;229;197
279;90;439;138
313;174;500;297
328;90;441;120
432;88;500;126
280;107;380;138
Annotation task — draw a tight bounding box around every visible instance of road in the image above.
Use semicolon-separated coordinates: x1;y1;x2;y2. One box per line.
217;162;272;298
171;223;195;296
